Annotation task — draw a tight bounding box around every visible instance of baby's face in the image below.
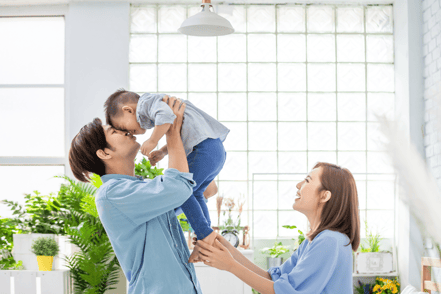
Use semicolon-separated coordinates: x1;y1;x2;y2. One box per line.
113;112;146;136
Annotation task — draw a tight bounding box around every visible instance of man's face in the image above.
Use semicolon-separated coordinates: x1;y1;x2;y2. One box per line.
102;125;140;161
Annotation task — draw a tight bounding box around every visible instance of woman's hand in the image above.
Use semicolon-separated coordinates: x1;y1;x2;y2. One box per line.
196;239;237;272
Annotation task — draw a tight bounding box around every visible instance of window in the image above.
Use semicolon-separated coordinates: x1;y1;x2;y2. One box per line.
129;4;395;241
0;17;66;218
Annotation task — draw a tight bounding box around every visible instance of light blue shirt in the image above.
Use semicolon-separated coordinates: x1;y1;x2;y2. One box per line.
95;168;203;294
268;230;353;294
136;93;230;156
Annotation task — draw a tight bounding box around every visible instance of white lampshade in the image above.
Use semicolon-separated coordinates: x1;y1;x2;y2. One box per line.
178;4;234;37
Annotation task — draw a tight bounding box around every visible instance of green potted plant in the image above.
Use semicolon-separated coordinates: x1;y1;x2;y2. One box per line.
261;241;290;268
282;225;305;251
30;236;60;271
355;221;393;274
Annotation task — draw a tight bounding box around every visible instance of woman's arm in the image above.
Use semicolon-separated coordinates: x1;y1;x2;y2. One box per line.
214;234;271;279
196;240;275;294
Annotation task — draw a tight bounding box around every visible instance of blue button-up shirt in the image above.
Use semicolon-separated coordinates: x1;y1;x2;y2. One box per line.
95;168;203;294
136;93;230;156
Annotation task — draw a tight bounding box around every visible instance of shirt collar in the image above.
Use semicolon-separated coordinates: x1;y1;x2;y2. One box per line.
101;174;144;183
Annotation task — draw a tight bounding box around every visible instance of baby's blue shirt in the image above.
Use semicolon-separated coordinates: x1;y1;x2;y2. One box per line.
268;229;353;294
136;93;230;156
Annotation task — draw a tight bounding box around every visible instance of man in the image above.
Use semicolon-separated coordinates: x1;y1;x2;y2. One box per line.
68;96;203;294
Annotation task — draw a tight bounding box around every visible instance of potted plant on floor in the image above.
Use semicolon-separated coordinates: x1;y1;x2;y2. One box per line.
30;236;60;271
261;241;290;268
354;221;393;274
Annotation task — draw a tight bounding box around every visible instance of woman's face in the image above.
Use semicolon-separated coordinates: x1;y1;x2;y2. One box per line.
293;167;323;215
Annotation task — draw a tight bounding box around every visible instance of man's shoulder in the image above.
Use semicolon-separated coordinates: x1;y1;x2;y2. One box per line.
96;178;128;200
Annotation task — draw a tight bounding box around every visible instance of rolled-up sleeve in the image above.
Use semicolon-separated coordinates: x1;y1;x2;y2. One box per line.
272;236;339;294
105;168;196;226
148;94;177;126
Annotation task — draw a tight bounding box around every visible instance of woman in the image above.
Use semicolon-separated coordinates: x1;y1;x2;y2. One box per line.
195;162;360;294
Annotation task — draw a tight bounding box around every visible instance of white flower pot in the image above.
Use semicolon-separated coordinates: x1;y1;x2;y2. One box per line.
267;257;283;268
354;252;393;274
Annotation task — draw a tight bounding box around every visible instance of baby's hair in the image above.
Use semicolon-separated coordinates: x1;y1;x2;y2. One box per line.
104;88;140;126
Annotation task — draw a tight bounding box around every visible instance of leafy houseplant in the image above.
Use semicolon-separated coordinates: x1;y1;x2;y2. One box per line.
31;236;60;271
135;157;164;180
0;217;24;270
282;225;305;250
360;221;382;253
261;241;290;268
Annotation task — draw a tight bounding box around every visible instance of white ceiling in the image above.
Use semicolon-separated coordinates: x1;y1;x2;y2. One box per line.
0;0;394;7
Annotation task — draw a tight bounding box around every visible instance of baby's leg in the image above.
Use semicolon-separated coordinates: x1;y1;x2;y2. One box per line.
180;138;226;262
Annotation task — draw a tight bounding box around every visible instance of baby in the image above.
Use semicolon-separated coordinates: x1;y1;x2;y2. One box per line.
104;89;230;263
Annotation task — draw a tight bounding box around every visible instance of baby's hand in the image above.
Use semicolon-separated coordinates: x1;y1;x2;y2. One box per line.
148;150;166;166
140;139;157;157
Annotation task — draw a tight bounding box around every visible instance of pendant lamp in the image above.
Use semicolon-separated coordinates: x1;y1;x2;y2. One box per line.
178;0;234;37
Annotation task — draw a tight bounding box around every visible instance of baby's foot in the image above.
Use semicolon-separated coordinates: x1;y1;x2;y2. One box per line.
189;231;216;263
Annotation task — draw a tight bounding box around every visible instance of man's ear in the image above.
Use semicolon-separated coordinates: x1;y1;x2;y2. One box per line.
122;105;135;114
96;148;112;160
320;190;332;203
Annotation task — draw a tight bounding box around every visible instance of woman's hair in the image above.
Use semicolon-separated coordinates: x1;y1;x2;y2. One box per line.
307;162;360;252
68;118;114;183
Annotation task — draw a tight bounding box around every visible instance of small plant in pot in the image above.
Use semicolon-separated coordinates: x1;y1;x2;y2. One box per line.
355;221;393;274
261;241;289;268
30;237;60;271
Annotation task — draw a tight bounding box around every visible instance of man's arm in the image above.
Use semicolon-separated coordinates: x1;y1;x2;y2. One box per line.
165;98;187;173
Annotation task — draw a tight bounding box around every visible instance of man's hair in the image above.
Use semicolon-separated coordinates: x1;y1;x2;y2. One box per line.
306;162;361;252
104;88;140;127
69;118;114;183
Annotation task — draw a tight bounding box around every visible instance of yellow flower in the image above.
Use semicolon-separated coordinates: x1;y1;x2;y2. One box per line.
392;285;398;293
374;285;381;292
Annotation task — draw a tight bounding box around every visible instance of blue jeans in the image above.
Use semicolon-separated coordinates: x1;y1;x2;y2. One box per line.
174;138;226;239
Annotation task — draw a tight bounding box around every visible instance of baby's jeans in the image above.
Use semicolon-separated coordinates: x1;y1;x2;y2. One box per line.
174;138;226;240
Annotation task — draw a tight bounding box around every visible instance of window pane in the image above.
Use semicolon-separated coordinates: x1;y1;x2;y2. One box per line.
0;88;64;157
307;6;335;33
158;5;186;33
0;17;64;85
129;34;157;62
0;166;65;219
277;6;305;33
337;7;364;33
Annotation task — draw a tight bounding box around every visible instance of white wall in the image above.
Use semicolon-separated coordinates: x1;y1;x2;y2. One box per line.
423;0;441;186
394;0;426;289
422;0;441;291
64;1;130;179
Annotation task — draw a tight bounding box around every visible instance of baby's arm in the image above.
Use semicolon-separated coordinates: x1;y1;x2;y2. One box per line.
140;124;171;156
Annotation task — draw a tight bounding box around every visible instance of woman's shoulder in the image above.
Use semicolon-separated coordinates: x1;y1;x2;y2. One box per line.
314;229;350;246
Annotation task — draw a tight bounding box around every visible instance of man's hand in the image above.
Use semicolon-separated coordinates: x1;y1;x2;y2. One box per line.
148;149;166;166
166;97;185;137
140;139;157;157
